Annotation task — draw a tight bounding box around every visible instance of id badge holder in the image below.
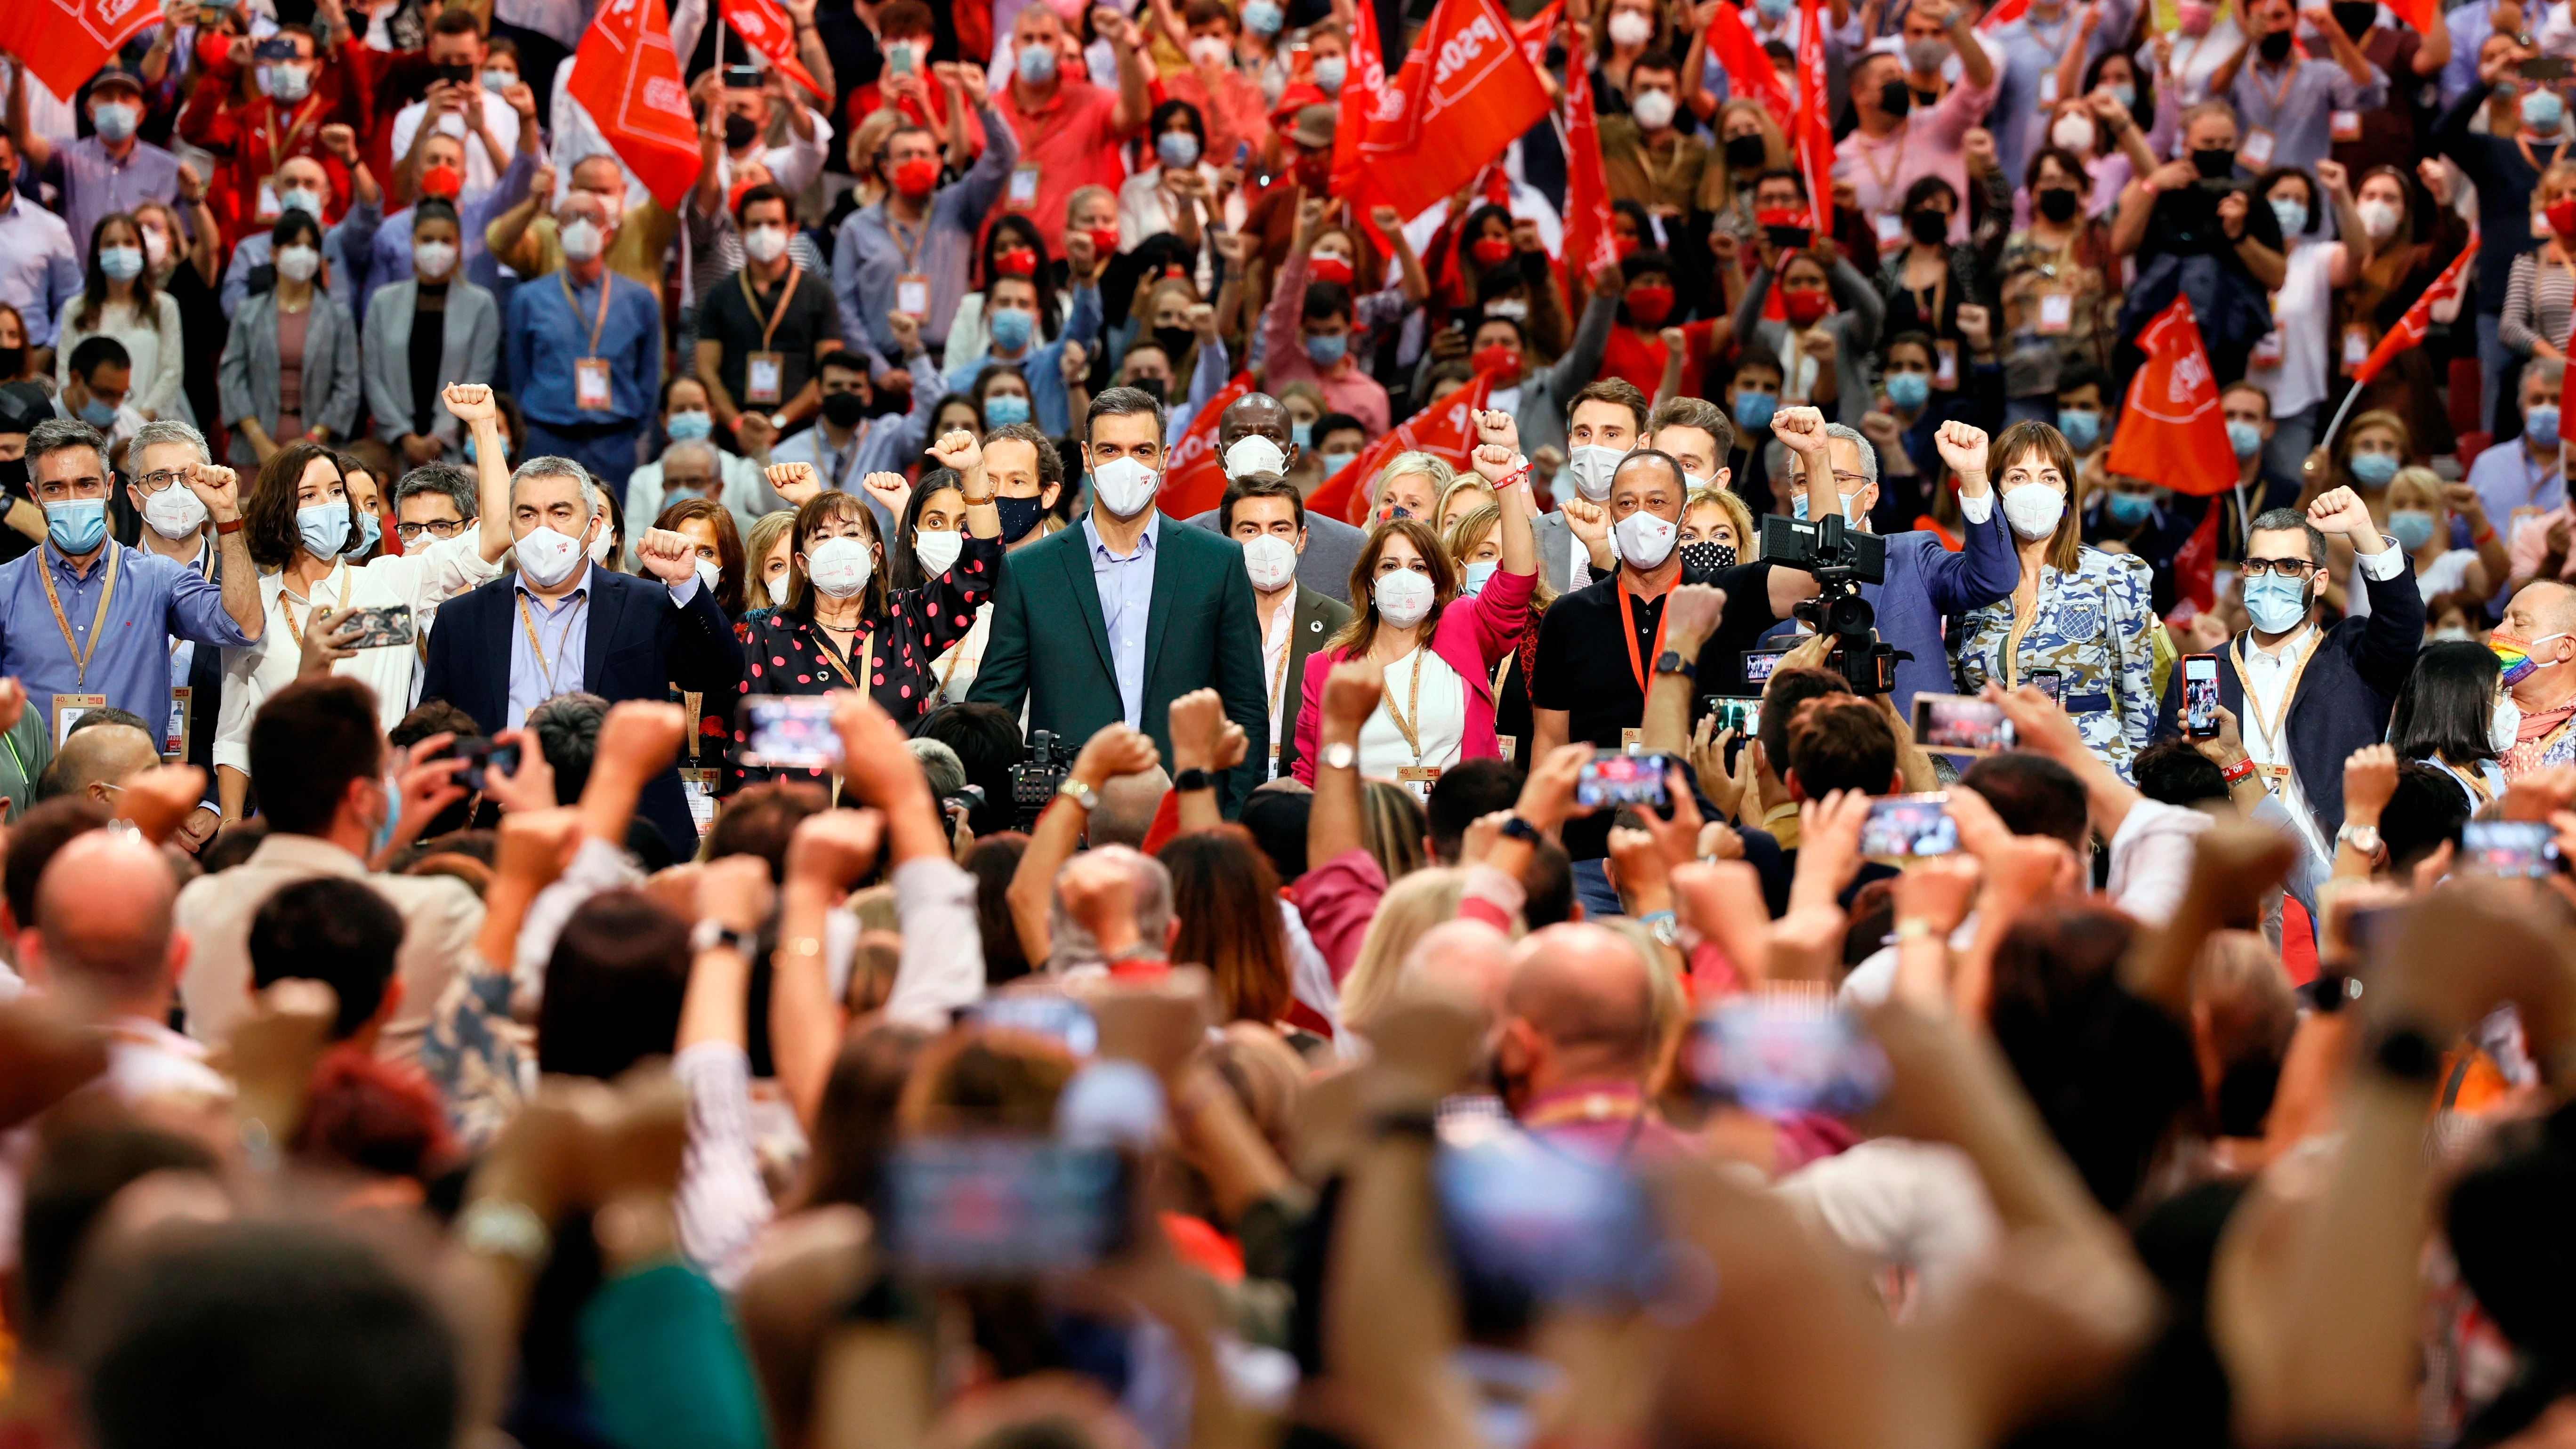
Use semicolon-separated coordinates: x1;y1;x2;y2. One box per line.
1933;338;1960;389
895;272;931;318
2341;324;2372;372
256;180;282;221
2329;109;2361;141
2037;291;2074;335
575;357;613;411
51;693;105;746
2250;328;2285;369
1621;727;1644;754
2238;127;2275;170
2037;72;2058;106
1498;737;1517;762
679;768;719;833
745;351;784;405
1874;211;1904;247
1008;163;1041;210
1396;765;1441;801
165;685;191;761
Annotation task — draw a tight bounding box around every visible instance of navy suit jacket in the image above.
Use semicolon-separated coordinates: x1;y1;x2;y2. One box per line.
420;565;746;849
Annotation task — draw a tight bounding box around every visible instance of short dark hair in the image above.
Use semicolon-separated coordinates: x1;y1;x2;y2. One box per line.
2055;362;2113;402
1302;280;1352;324
705;781;828;883
391;700;481;750
243;441;353;571
526;692;609;805
1220;474;1305;533
66;706;153;737
2246;506;2328;567
1567;377;1649;434
980;421;1064;487
67;334;130;383
1648;395;1734;462
1757;665;1850;773
2384;761;2471;875
818;350;870;380
2132;739;2229;806
732;181;793;224
537;889;692;1079
1522;837;1574;929
918;701;1023;828
1426;758;1524;863
1959;751;2090;851
1313;412;1367;448
393;461;477;523
250;677;386;837
27;417;110;483
1629;46;1681;77
1237;786;1312;884
430;4;485;36
249;877;405;1039
1084;384;1167;446
2;797;109;930
1785;697;1898;797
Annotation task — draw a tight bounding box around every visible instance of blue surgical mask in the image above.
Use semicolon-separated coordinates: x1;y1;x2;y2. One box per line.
1017;44;1058;84
1461;559;1499;596
1321;449;1359;478
1291;420;1312;450
46;497;107;554
2388;508;2437;551
1314;56;1348;93
2226;419;2264;460
77;396;118;428
1792;491;1809;520
2528;405;2563;450
2242;571;2312;634
2057;408;2101;451
1156;131;1201;169
1884;370;1929;411
2270;198;2308;236
91;102;138;143
984;392;1031;427
667;410;714;441
2104;491;2155;525
1242;0;1285;32
1756;0;1792;18
2351;450;2401;486
1304;332;1347;366
297;500;352;558
989;306;1035;353
1732;391;1778;430
2525;88;2565;133
2107;82;2136;109
346;508;381;555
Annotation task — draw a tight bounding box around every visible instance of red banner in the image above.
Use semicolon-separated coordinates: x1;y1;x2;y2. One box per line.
2103;296;2237;498
0;0;161;105
1308;370;1499;525
1331;0;1394;242
1561;34;1619;286
2169;495;2219;615
1514;1;1562;69
568;0;704;210
1980;0;2030;29
1355;0;1554;217
1793;0;1834;240
1708;1;1795;129
2356;232;2477;386
1155;373;1255;520
717;0;827;99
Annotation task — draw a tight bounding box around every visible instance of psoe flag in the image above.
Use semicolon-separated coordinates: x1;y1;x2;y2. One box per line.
1354;0;1553;217
2104;295;2237;498
0;0;161;103
568;0;703;210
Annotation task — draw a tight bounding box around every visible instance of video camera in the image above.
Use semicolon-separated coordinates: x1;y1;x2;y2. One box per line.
1010;729;1072;830
1758;513;1908;696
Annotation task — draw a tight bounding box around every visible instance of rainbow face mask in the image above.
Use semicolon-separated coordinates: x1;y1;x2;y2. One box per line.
2491;630;2570;685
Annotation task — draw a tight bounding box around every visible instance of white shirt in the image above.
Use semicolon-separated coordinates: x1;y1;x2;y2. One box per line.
2239;625;2334;866
2249;241;2335;419
2165;19;2249;105
2415;547;2479;601
1259;588;1296;778
390;91;525;195
1356;645;1467;782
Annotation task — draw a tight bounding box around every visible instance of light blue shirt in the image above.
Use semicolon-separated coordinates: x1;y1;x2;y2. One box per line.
50;136;183;270
506;564;703;726
942;283;1103;437
0;191;81;347
0;539;252;730
1082;511;1159;729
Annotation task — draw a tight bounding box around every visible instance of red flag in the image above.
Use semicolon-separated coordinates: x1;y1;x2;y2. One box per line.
717;0;827;100
1707;1;1795;129
2104;296;2237;497
1155;373;1256;520
0;0;161;105
2355;232;2477;386
1331;0;1395;239
1561;43;1619;283
1979;0;2031;29
1514;1;1562;68
1308;371;1499;525
568;0;704;209
1793;0;1834;239
1356;0;1554;217
2380;0;2437;35
2169;496;2220;614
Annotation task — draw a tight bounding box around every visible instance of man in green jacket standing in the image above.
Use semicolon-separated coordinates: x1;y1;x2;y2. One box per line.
970;387;1271;814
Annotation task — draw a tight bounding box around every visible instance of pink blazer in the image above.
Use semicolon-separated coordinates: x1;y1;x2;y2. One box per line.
1290;566;1538;784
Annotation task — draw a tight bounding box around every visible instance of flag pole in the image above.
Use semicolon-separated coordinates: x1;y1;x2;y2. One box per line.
2314;382;2366;457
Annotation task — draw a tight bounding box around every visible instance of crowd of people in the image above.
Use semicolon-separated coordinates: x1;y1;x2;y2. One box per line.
0;0;2574;1442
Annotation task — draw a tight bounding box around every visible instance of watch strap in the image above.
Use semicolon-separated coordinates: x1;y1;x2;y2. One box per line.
1173;767;1214;793
1654;649;1695;679
215;515;246;534
1498;814;1542;843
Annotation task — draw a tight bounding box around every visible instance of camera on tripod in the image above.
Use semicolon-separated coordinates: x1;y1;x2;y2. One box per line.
1757;513;1908;696
1011;729;1073;829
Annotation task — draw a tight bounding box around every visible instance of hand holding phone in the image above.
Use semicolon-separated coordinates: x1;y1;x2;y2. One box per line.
448;737;521;794
742;695;844;769
2184;654;2221;740
1576;750;1675;810
1911;694;2016;755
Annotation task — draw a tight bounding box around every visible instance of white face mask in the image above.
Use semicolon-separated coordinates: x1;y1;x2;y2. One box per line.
263;63;313;101
1091;456;1160;518
2357;198;2400;241
274;244;321;283
1373;566;1436;628
515;523;590;587
412;240;459;278
142;481;209;539
1566;444;1624;501
1224;435;1288;478
805;535;876;596
1241;532;1298;591
696;556;721;592
1613;507;1678;567
745;224;790;264
277;186;322;217
2049;112;2095;153
2001;482;2067;541
1631;87;1677;130
913;527;964;577
141;226;170;268
558;217;605;260
2494;693;2523;754
588;526;615;566
1606;9;1654;45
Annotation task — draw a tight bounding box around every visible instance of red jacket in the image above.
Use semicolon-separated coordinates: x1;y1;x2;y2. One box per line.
177;37;370;243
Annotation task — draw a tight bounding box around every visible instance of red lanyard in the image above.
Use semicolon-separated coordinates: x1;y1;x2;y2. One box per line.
1617;580;1671;696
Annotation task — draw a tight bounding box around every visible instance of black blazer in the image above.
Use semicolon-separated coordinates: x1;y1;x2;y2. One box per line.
2155;555;2424;847
421;564;746;848
1276;585;1354;780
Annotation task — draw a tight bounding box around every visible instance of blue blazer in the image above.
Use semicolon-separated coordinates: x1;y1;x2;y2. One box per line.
1762;512;2019;719
420;567;746;850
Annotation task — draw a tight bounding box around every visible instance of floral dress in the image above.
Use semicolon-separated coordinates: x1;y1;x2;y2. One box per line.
1949;545;2156;779
726;534;1002;793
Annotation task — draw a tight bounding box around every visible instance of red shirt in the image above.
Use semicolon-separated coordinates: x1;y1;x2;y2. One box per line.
177;41;366;244
1597;318;1718;402
1156;66;1268;170
993;75;1138;241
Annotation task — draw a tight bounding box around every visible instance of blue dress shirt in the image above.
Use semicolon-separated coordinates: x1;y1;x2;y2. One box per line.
0;539;254;731
1081;511;1159;729
505;266;662;431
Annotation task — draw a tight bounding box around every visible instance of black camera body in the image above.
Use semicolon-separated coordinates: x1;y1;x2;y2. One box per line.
1759;513;1909;696
1010;730;1071;830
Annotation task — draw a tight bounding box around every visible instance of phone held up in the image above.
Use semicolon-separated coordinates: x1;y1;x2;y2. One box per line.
2184;653;2221;740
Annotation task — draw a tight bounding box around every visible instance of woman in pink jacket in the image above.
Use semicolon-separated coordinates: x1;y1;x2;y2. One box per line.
1293;410;1541;787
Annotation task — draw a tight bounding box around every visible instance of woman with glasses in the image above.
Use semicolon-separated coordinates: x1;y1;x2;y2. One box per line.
1948;419;2158;778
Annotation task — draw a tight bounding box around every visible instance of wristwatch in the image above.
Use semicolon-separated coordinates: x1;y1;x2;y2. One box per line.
1173;767;1214;793
2335;821;2383;856
1638;909;1680;946
1654;649;1695;680
769;412;790;430
689;918;760;958
1498;814;1543;843
1057;777;1102;812
1321;741;1357;771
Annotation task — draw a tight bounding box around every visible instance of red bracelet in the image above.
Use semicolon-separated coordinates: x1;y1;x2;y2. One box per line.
2222;756;2256;784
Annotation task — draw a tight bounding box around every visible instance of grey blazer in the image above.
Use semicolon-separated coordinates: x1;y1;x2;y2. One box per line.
362;279;500;453
1530;508;1583;594
1184;505;1366;604
217;290;362;471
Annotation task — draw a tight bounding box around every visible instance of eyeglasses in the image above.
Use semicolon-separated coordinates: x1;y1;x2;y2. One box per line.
137;469;187;492
394;518;467;541
2241;556;2318;580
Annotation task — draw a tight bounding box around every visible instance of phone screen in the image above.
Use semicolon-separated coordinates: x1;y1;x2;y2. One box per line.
1437;1135;1657;1304
340;604;416;649
742;695;843;769
1860;792;1957;857
450;739;519;794
2462;821;2563;877
1912;694;2016;755
1742;648;1788;685
884;1139;1128;1279
2184;655;2220;739
1576;751;1672;810
1684;993;1890;1116
2027;668;2063;705
962;994;1097;1055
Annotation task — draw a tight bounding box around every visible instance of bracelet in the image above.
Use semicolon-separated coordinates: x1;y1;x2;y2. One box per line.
2221;756;2257;784
215;515;246;534
1892;916;1937;942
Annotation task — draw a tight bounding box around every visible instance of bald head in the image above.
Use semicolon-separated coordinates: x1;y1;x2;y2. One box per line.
1092;767;1171;849
32;831;179;1011
1220;394;1291;453
2512;579;2576;635
1402;918;1514;1012
1504;923;1658;1069
46;723;159;807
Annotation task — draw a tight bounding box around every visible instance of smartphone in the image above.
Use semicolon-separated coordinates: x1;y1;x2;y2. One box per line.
2462;821;2564;877
724;63;765;89
1576;750;1674;811
2184;654;2221;740
2027;668;2064;705
253;36;298;60
1911;693;2016;756
1742;645;1790;685
1700;695;1761;738
449;737;520;794
887;45;916;74
882;1138;1130;1279
1860;791;1958;857
1437;1135;1657;1305
436;61;475;85
2524;56;2573;80
741;694;844;769
1684;992;1890;1116
338;603;416;649
962;993;1097;1056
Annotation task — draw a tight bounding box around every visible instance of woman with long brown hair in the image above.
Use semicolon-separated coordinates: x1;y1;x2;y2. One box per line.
654;495;747;617
55;212;184;422
1158;825;1291;1025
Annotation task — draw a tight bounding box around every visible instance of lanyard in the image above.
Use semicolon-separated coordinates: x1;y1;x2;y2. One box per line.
518;589;588;698
2232;627;2321;758
558;269;615;358
1617;580;1672;698
38;542;121;687
279;565;343;647
1380;646;1429;762
2519;135;2570;174
1267;626;1294;718
1855;122;1907;201
2529;447;2563;506
812;617;875;690
740;263;803;352
886;211;928;271
264;94;321;176
2252;56;2297;118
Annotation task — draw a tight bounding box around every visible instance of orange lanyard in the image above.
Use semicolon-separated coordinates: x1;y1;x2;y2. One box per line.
558;269;614;357
1617;579;1671;697
38;542;120;686
740;263;803;351
812;618;875;689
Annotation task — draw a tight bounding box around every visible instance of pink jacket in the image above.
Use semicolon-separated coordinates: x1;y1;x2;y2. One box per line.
1290;565;1538;784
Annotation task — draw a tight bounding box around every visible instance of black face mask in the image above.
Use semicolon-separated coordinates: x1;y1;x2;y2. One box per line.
1678;539;1736;580
2036;186;2080;222
1152;325;1194;362
0;346;20;379
993;492;1048;541
724;112;759;150
2257;29;2293;61
2193;146;2238;179
1128;375;1168;404
2330;0;2376;37
0;455;24;497
1878;80;1913;118
1724;133;1769;169
819;390;869;427
1906;208;1948;245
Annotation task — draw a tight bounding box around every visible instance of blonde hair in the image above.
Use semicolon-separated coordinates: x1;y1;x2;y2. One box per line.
1436;473;1497;528
1447;502;1558;615
2387;465;2446;515
1338;867;1466;1030
1685;485;1757;558
743;510;797;612
1372;451;1455;508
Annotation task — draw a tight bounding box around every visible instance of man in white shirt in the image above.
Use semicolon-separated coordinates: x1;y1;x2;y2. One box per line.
128;419;228;850
1219;474;1351;779
388;8;524;194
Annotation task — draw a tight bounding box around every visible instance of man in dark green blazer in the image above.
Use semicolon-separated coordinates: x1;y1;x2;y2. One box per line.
1217;472;1353;781
969;387;1271;813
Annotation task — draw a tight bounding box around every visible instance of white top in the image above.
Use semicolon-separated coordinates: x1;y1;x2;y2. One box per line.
2249;240;2334;419
2415;546;2479;601
213;530;505;772
2239;624;2334;867
928;602;995;709
390;91;525;196
1355;645;1467;780
55;293;188;422
2164;19;2249;105
1259;588;1295;778
1115;164;1247;293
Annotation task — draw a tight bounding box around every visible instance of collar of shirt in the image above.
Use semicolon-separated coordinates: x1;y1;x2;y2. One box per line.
47;539;113;581
1082;510;1160;563
516;568;593;606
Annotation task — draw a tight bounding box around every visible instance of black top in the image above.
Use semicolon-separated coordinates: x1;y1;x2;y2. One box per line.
698;264;844;413
2139;176;2284;264
409;283;447;437
1530;561;1783;859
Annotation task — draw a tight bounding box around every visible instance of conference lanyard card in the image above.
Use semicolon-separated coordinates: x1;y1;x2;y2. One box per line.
1933;339;1960;389
2238;127;2275;171
575;358;613;411
165;685;191;761
896;273;931;318
680;768;720;833
745;351;785;405
2037;292;2073;335
1009;164;1041;210
52;694;105;747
